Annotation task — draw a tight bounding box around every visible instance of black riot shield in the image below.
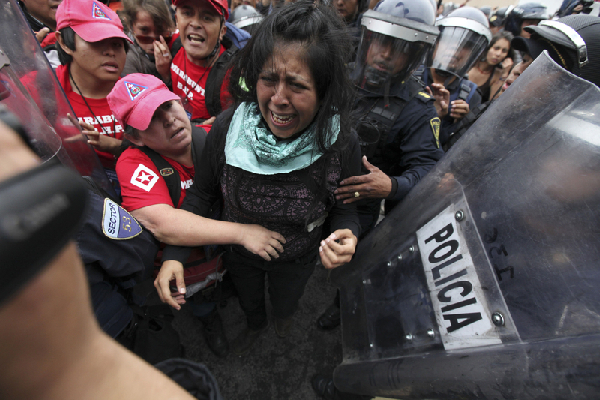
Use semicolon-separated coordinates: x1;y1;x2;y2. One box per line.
0;0;114;196
332;52;600;399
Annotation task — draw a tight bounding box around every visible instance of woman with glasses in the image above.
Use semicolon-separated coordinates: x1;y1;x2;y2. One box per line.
122;0;175;83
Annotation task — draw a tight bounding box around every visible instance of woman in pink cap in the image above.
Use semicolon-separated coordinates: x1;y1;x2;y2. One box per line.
54;0;132;185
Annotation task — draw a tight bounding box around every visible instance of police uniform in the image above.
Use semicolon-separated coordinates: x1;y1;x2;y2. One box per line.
354;77;444;233
417;67;482;148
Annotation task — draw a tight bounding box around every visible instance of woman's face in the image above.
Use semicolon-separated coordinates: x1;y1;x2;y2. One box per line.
132;9;171;55
486;38;510;66
256;43;319;139
134;100;192;155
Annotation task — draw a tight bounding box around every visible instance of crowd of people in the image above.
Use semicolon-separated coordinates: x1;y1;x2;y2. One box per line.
4;0;600;398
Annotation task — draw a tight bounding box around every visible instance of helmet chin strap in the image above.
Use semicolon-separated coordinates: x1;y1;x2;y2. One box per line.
197;17;224;64
198;38;221;63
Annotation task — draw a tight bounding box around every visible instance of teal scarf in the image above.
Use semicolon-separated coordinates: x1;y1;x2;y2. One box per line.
224;102;339;175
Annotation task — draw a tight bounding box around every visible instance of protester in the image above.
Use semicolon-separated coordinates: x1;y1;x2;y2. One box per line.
54;0;131;188
18;0;63;67
468;31;514;102
157;0;361;356
121;0;176;82
168;0;237;125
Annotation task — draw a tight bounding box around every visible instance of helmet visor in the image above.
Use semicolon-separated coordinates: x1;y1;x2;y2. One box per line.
427;26;489;79
352;29;429;94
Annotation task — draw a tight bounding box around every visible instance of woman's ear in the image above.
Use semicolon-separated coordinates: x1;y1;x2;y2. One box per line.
56;32;74;56
125;132;144;147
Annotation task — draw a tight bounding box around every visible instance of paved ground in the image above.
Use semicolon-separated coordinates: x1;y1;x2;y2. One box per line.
171;264;344;400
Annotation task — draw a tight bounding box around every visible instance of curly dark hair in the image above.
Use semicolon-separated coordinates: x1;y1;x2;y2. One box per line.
228;0;355;155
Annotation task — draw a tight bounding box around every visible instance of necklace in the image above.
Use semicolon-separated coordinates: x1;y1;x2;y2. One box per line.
69;69;117;138
180;48;219;117
476;64;492;74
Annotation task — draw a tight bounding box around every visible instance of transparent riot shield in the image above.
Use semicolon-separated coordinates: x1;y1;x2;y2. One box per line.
332;52;600;399
0;0;114;196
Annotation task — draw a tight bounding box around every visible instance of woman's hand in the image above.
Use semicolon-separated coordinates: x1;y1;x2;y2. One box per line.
67;113;121;154
154;36;172;82
238;224;286;261
154;260;187;310
319;229;358;270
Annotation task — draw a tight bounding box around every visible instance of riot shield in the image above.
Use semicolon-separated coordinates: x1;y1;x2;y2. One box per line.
332;52;600;399
0;0;114;196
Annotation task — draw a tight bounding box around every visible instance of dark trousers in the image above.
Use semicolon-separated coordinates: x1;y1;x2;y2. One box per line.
224;250;317;330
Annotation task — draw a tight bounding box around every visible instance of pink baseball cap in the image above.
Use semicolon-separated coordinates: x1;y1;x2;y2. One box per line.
108;74;180;131
56;0;132;44
172;0;229;21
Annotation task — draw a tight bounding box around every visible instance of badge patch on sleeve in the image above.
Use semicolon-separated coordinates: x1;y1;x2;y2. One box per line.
131;164;159;192
430;117;441;148
102;198;142;240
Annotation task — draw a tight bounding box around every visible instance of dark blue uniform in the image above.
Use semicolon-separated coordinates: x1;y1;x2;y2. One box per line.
354;77;443;233
416;68;481;148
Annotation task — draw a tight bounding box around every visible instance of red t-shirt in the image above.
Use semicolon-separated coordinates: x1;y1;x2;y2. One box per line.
56;64;124;169
170;44;228;121
116;147;194;211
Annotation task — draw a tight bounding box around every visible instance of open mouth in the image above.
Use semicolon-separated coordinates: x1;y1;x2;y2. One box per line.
271;111;295;127
171;127;185;139
187;34;205;44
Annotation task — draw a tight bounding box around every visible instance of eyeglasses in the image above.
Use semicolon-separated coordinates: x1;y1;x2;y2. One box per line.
135;32;172;45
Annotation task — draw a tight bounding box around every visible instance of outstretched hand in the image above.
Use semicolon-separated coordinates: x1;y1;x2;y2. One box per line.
426;83;450;118
238;224;286;261
154;260;187;310
319;229;358;269
335;156;392;204
67;113;122;154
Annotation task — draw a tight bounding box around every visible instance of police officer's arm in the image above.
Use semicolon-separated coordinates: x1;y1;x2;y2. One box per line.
387;100;443;204
337;97;443;204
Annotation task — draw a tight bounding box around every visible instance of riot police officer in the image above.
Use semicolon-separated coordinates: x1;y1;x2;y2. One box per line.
333;0;443;225
230;5;264;35
415;6;491;149
314;0;443;385
505;2;550;38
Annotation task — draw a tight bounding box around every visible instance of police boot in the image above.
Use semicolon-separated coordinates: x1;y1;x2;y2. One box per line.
198;309;229;358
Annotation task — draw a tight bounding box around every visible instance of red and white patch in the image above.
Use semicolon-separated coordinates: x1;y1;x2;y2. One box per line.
124;81;148;101
92;2;111;20
130;164;159;192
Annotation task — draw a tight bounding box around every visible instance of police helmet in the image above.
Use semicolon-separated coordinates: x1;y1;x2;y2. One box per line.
231;5;264;34
489;6;512;27
427;7;491;80
526;15;600;86
479;6;492;17
505;2;549;36
352;0;439;93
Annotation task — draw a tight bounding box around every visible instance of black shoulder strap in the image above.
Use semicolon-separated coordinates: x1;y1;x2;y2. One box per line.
191;125;207;168
170;37;183;59
204;44;238;117
138;146;181;208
